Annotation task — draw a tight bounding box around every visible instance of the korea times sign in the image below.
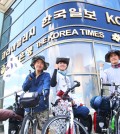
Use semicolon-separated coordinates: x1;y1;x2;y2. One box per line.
0;1;120;75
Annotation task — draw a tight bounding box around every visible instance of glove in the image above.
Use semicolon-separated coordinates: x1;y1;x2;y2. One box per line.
57;90;64;97
57;90;69;99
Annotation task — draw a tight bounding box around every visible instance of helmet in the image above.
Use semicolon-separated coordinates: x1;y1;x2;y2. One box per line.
30;56;49;70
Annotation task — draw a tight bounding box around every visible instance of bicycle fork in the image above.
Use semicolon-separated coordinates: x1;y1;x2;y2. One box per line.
66;105;75;134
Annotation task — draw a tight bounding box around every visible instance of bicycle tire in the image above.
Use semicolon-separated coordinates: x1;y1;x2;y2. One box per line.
42;115;88;134
20;115;35;134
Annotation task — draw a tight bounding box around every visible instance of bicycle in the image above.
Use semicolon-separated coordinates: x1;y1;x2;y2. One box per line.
18;91;44;134
97;79;120;134
42;81;88;134
8;92;24;134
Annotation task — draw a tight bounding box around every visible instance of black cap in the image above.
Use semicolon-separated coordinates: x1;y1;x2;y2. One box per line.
56;57;70;66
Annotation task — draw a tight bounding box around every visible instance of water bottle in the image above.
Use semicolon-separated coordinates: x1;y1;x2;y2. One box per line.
111;116;115;131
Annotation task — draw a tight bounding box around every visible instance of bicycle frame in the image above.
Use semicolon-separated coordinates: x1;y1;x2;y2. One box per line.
100;78;120;133
52;81;80;134
53;99;77;134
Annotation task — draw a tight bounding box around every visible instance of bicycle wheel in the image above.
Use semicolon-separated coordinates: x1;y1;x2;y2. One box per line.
20;115;36;134
42;115;88;134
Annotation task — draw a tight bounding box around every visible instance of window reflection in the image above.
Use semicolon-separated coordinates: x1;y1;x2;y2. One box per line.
44;42;96;74
37;46;98;109
2;15;12;37
0;29;11;48
87;0;120;10
94;43;111;71
23;0;44;28
3;0;36;33
45;0;62;9
4;0;21;18
1;0;44;48
69;74;99;109
112;46;120;51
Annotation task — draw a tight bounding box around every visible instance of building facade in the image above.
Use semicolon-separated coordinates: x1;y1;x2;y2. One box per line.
0;0;120;133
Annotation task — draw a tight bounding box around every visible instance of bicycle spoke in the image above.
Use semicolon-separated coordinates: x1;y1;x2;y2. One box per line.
42;116;88;134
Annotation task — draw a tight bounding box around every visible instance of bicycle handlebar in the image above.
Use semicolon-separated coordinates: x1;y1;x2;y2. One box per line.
102;83;115;86
100;78;120;96
62;81;80;98
14;92;20;103
51;81;80;106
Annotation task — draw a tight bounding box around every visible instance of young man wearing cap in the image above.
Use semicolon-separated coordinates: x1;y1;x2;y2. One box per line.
91;50;120;108
51;57;92;133
90;50;120;133
100;50;120;93
22;55;51;132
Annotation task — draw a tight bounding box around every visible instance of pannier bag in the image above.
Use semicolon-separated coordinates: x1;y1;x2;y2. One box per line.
20;92;40;108
8;118;22;134
13;103;24;117
91;96;111;111
52;99;70;116
76;114;92;133
93;112;108;133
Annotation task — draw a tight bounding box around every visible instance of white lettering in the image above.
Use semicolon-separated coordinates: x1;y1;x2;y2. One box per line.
80;29;104;38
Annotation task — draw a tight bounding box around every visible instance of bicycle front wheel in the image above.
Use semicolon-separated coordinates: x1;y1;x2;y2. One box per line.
42;115;88;134
20;115;36;134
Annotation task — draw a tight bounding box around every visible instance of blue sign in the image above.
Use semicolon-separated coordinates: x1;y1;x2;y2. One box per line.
1;1;120;75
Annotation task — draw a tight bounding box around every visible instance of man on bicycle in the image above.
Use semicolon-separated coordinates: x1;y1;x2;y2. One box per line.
91;49;120;107
90;50;120;133
51;57;92;133
22;55;51;132
100;49;120;93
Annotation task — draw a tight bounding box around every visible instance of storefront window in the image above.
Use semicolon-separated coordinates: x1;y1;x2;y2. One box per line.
3;0;36;33
40;42;94;73
0;12;4;36
112;46;120;51
4;0;21;17
46;42;96;74
94;43;111;71
45;0;62;9
69;74;99;109
23;0;44;29
0;30;11;49
37;42;96;74
3;59;32;108
1;0;44;49
0;77;4;108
